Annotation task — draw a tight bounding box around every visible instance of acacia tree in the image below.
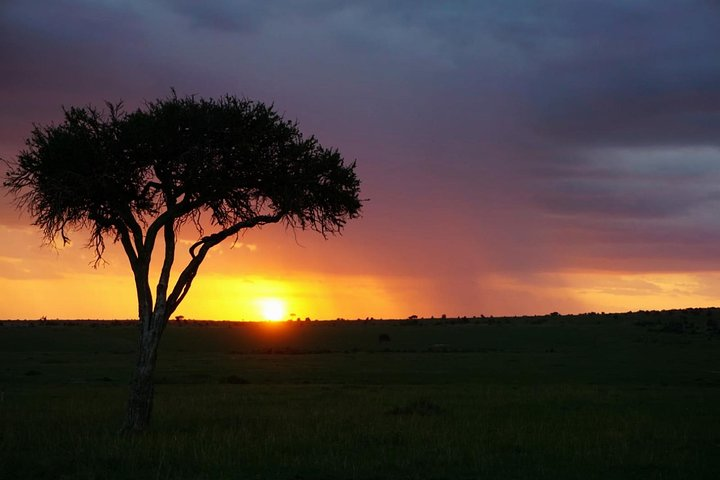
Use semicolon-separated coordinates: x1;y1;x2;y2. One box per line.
4;93;362;432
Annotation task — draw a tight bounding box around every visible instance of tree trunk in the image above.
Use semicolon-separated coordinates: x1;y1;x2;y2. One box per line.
122;234;174;433
122;320;162;433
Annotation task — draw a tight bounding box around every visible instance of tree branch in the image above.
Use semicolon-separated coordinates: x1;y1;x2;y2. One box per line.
166;213;283;314
142;197;200;259
139;181;163;199
118;208;144;256
115;223;139;266
189;214;283;258
153;222;176;315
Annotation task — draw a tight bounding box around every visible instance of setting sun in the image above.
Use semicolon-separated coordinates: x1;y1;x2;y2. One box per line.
257;298;288;322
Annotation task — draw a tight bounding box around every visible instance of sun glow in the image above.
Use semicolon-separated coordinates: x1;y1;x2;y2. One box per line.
257;297;288;322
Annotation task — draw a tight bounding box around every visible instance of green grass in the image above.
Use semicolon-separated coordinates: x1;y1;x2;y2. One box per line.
1;311;720;479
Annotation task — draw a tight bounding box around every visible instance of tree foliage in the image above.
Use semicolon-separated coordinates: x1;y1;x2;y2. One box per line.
6;94;361;258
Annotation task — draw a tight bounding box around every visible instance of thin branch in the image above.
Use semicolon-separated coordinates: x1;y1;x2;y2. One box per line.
118;208;144;255
139;181;163;199
153;222;176;312
116;223;139;266
189;213;283;258
166;213;283;313
143;198;200;258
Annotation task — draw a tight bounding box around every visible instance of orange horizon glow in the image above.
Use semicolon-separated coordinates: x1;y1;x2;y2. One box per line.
0;262;719;321
1;227;719;321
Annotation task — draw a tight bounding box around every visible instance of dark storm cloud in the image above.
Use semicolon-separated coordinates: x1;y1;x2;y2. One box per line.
0;1;148;95
0;0;156;164
157;0;267;33
517;2;720;147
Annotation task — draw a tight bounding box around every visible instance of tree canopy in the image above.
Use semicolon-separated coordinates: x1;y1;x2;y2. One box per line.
7;94;361;260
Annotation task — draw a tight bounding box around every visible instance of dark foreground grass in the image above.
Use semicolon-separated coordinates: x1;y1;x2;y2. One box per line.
2;312;720;479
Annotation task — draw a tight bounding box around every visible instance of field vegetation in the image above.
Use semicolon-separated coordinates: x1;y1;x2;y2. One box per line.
2;309;720;479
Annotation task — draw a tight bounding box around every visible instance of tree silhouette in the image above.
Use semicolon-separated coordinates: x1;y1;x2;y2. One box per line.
4;93;362;432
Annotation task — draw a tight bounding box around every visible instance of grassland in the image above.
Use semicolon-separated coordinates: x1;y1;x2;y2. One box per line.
1;310;720;479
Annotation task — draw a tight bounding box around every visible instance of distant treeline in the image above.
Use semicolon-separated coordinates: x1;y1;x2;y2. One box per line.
2;307;719;328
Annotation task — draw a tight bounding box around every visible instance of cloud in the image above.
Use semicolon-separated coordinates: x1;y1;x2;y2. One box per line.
535;146;720;218
230;242;257;252
0;255;23;265
157;0;271;33
516;2;720;147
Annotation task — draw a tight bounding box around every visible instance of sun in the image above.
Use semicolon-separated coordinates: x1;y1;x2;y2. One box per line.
257;298;288;322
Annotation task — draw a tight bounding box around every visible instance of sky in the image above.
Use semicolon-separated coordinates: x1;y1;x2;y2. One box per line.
1;0;720;320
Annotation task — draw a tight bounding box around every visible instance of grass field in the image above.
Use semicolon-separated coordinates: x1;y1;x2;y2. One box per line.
2;310;720;479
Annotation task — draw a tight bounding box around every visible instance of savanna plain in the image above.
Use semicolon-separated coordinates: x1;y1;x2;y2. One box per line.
1;310;720;479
